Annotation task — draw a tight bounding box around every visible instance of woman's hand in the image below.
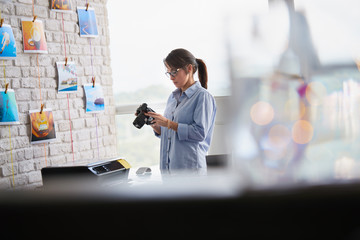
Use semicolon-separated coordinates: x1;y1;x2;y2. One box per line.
141;112;162;135
145;112;168;127
145;112;178;132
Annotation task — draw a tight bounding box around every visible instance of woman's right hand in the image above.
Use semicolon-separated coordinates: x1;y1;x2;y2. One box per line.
149;118;160;134
147;114;161;135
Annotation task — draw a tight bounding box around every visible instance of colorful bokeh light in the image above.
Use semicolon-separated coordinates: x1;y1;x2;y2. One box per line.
250;101;274;126
292;120;314;144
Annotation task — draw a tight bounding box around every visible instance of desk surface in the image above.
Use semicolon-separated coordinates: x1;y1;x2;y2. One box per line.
127;165;162;186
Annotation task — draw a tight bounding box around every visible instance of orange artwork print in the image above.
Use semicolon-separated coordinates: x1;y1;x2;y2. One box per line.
29;109;56;144
22;19;48;53
51;0;72;11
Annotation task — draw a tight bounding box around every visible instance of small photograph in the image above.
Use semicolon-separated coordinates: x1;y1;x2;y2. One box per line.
22;19;48;54
0;24;17;59
83;83;105;113
77;7;98;37
56;61;78;93
0;89;20;125
29;108;56;144
50;0;72;12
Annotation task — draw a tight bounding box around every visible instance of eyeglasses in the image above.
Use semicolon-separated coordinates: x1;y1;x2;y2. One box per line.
165;68;180;78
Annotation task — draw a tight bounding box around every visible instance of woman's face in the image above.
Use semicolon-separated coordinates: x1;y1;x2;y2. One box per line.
166;64;193;90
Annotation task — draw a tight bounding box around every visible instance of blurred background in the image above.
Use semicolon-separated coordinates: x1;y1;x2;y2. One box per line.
108;0;360;187
228;0;360;187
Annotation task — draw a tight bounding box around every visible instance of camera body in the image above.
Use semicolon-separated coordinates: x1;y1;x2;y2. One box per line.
133;103;155;129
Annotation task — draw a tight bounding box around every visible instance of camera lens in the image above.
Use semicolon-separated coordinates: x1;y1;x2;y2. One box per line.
133;103;155;129
133;113;146;129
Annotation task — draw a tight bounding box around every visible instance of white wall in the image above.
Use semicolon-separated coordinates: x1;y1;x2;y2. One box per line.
0;0;117;189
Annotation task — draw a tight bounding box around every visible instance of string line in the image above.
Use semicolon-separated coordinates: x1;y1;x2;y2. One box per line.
32;0;35;16
3;59;15;187
44;143;47;166
36;53;46;166
8;126;15;187
61;12;75;163
67;94;75;163
89;36;99;160
36;54;42;104
94;114;100;160
33;2;46;168
61;13;67;58
2;60;6;84
89;38;94;78
1;9;14;187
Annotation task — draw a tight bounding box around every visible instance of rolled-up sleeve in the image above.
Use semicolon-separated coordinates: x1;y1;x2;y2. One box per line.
177;123;188;141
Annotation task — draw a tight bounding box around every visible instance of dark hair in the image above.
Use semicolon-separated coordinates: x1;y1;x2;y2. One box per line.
164;48;208;89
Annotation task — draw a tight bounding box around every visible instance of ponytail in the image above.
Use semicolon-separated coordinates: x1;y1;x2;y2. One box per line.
196;58;208;89
164;49;208;89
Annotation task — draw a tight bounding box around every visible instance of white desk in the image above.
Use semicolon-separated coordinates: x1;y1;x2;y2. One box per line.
127;165;163;187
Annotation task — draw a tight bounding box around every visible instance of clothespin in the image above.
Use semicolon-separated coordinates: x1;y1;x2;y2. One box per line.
32;16;37;22
92;76;95;88
0;19;4;28
4;83;9;94
65;57;68;66
40;104;44;114
86;3;90;11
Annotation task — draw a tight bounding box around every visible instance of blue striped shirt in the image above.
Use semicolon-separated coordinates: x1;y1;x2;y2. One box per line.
156;81;216;174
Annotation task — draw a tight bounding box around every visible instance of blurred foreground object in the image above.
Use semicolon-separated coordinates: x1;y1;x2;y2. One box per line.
227;0;360;188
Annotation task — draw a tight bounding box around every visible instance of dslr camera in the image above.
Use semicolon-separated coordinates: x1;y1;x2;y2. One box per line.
133;103;155;129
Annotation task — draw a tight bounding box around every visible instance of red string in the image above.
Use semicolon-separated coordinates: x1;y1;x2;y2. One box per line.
36;54;42;104
44;143;47;166
61;13;67;58
37;53;46;166
62;13;75;163
67;94;75;163
33;0;46;166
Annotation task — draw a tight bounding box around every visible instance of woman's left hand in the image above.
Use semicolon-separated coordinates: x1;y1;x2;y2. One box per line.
145;112;169;127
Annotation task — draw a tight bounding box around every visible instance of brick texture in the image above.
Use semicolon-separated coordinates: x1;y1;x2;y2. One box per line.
0;0;117;189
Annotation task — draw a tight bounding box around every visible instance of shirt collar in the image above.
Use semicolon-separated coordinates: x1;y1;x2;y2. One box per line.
172;81;201;99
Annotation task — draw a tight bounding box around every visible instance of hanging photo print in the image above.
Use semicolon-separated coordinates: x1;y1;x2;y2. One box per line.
22;18;48;54
56;61;78;93
0;24;17;59
0;89;20;125
83;83;105;113
50;0;72;12
77;7;98;37
29;108;56;144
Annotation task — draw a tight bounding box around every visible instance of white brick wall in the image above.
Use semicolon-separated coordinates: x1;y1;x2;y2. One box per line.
0;0;117;189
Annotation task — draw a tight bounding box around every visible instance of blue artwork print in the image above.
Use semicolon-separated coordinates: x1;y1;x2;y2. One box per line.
77;7;98;37
56;61;78;93
0;24;17;59
83;84;105;113
0;89;20;125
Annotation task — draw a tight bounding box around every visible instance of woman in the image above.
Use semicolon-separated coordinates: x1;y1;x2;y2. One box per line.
146;48;217;174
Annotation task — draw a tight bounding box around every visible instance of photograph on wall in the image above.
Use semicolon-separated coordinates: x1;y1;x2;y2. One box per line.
0;24;17;59
56;61;78;93
50;0;72;12
83;83;105;113
21;19;48;54
77;7;98;37
0;89;20;125
29;108;56;144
